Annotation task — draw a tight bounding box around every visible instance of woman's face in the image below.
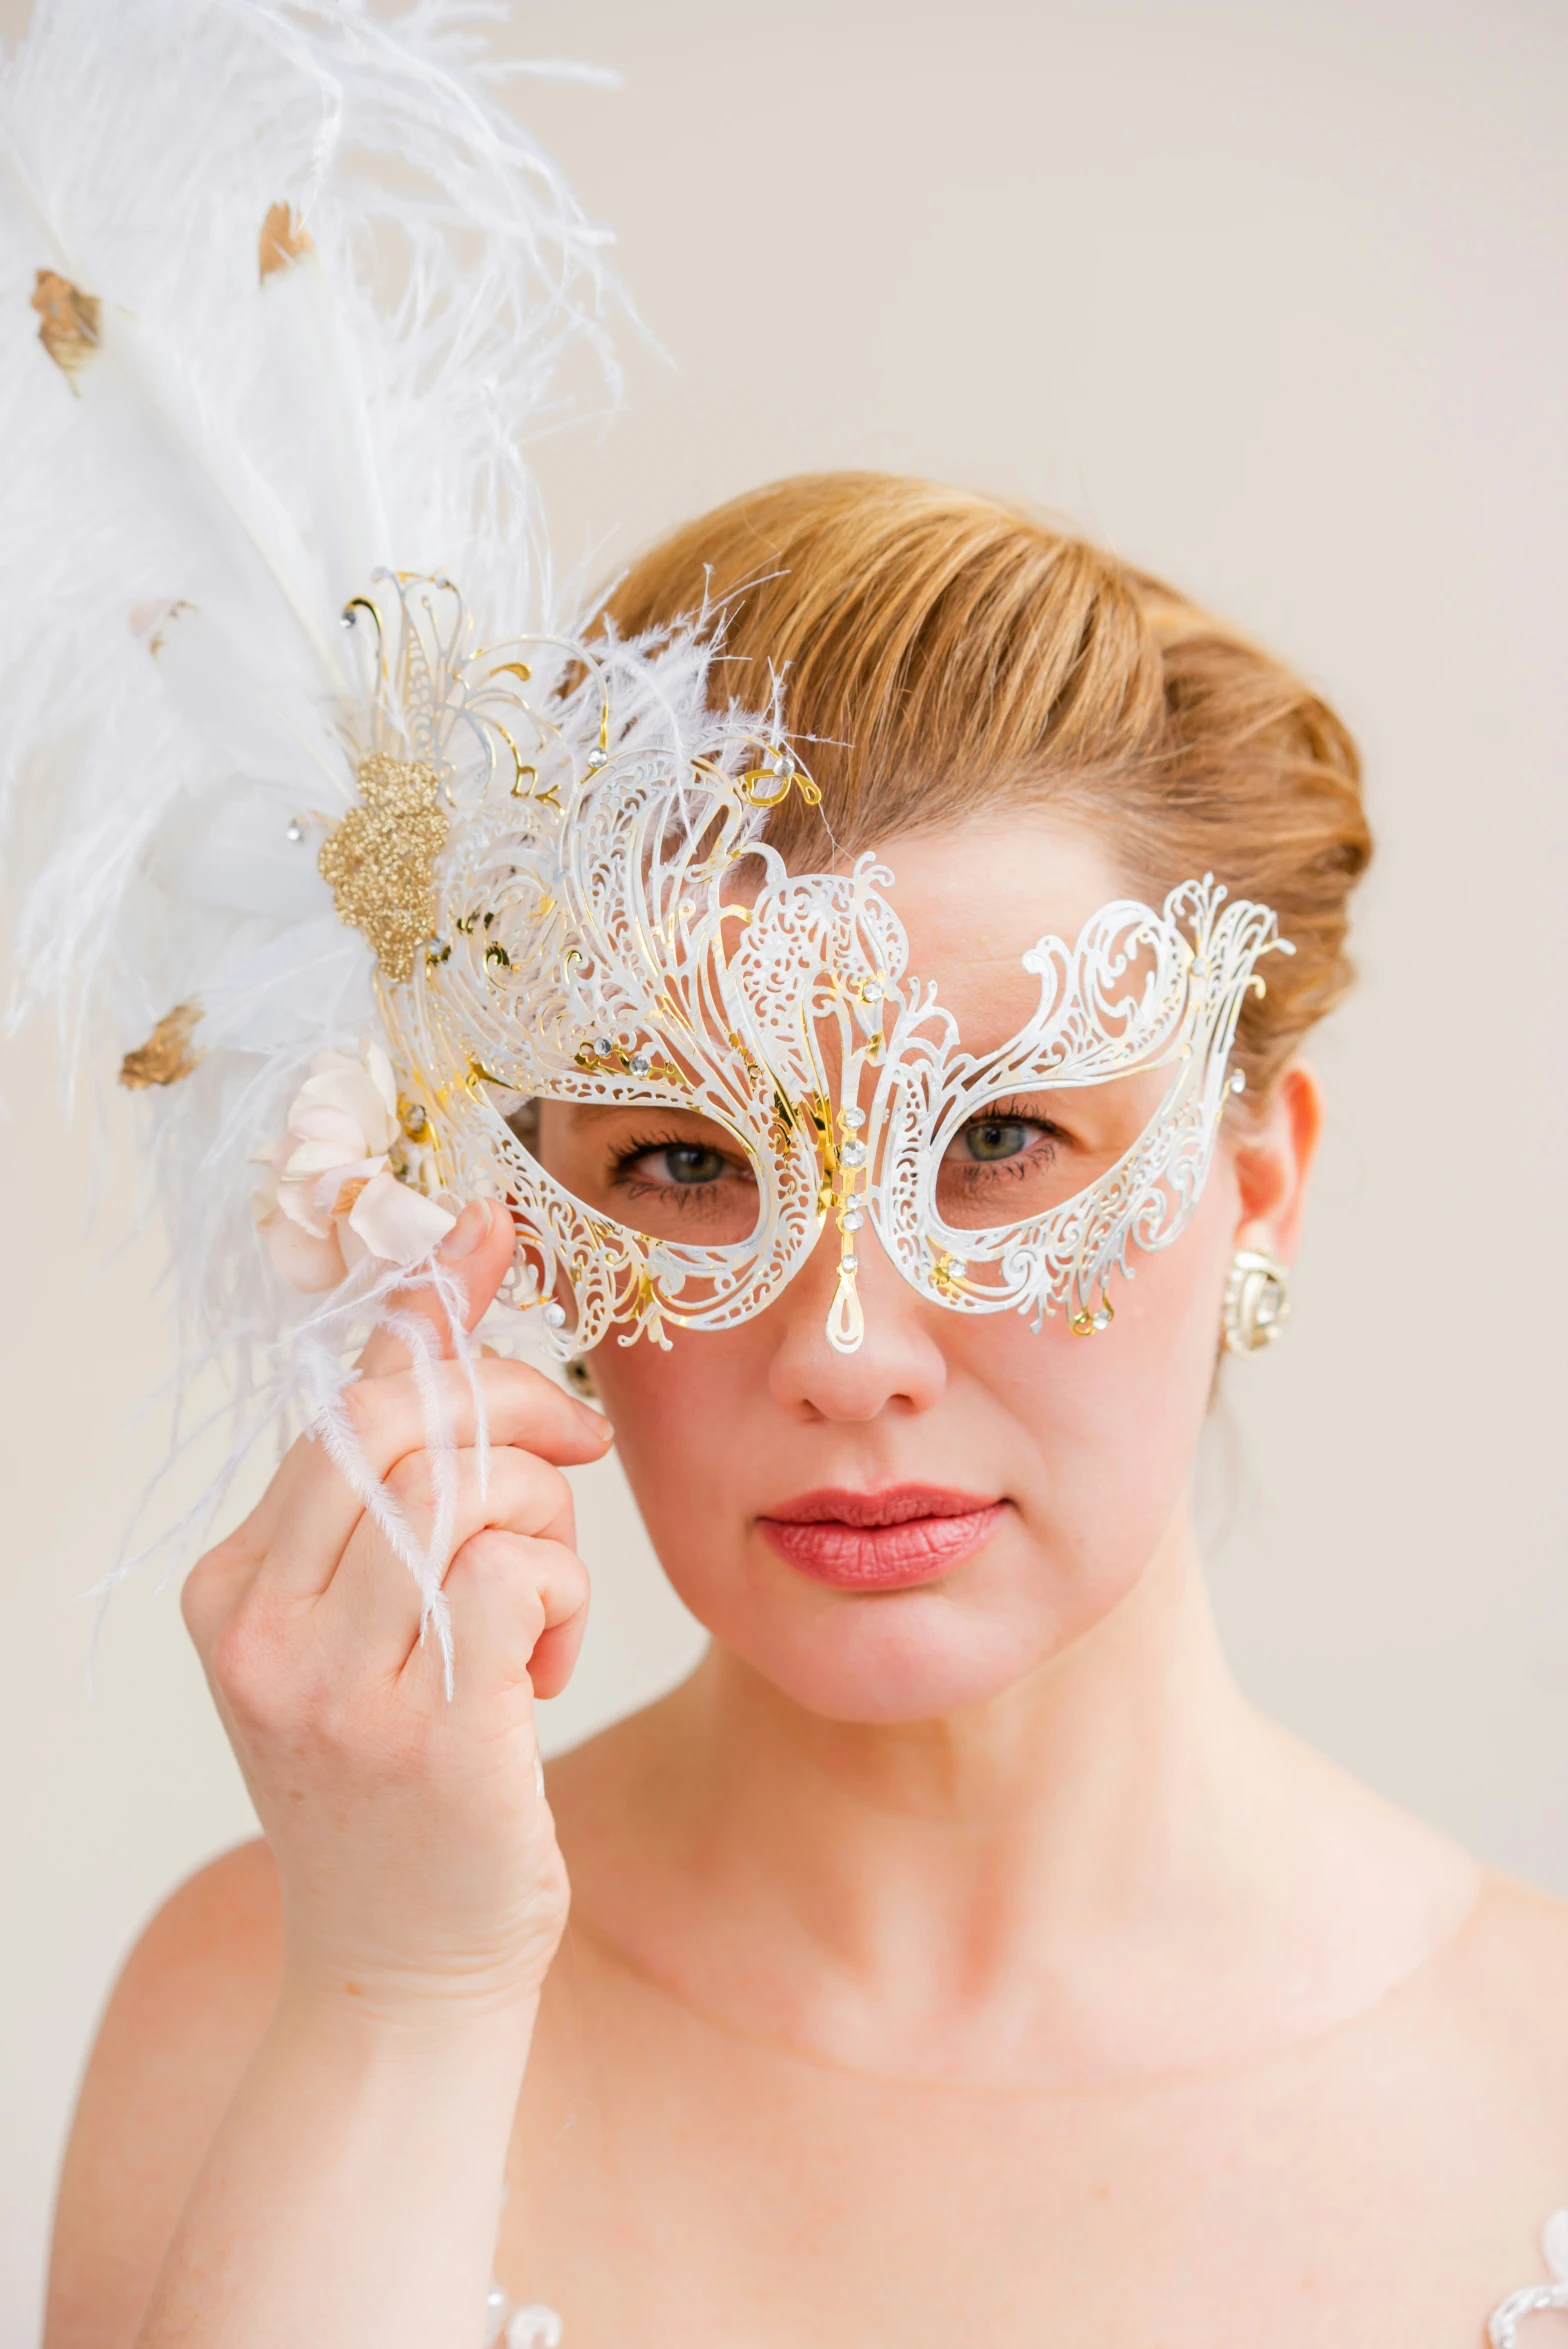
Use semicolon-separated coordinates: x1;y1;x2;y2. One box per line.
537;816;1302;1724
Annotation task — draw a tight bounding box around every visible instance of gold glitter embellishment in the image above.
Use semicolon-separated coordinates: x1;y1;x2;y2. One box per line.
318;754;449;983
258;202;313;280
31;270;101;383
119;1002;202;1089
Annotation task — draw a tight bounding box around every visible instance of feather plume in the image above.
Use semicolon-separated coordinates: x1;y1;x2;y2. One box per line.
0;0;651;1633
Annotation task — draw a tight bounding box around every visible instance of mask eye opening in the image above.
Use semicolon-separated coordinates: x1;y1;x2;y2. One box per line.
503;1094;540;1151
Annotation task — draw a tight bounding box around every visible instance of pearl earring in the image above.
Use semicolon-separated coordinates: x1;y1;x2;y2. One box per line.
1222;1248;1291;1355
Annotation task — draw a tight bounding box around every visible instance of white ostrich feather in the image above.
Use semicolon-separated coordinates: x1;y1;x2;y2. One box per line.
0;0;656;1644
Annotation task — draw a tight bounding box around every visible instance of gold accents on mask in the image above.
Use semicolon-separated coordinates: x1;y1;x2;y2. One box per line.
31;270;101;384
259;202;313;279
318;754;449;982
119;1002;202;1089
572;1036;687;1087
738;754;821;812
930;1250;972;1302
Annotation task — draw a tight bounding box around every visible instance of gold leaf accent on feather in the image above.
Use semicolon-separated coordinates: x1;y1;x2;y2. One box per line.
259;202;313;280
119;1003;202;1089
31;270;100;384
318;755;448;983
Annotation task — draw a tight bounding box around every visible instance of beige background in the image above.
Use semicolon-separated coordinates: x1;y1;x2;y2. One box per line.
4;0;1566;2336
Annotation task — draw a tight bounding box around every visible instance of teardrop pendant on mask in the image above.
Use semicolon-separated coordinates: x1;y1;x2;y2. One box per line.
825;1259;865;1356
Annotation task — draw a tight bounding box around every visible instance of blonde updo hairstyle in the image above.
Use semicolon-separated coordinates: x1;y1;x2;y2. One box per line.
599;472;1371;1104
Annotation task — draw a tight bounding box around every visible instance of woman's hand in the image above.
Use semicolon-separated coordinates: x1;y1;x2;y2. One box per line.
106;1209;610;2347
181;1199;612;2025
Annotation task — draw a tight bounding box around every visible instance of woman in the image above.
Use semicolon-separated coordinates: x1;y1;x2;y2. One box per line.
11;5;1567;2343
42;472;1568;2348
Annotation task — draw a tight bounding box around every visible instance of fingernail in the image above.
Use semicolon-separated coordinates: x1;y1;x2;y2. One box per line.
574;1401;614;1446
439;1200;491;1260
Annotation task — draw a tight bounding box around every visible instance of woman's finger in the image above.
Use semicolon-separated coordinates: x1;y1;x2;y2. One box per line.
256;1356;610;1598
524;1610;590;1703
432;1529;591;1701
179;1525;260;1663
223;1210;549;1572
355;1197;517;1381
315;1444;579;1661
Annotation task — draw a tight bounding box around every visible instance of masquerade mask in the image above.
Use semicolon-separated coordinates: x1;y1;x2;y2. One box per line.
352;580;1288;1361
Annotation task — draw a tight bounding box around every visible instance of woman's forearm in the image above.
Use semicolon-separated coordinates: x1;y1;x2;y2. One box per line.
134;1982;536;2349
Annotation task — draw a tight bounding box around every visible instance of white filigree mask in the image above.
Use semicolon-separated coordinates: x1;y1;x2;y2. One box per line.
362;583;1289;1361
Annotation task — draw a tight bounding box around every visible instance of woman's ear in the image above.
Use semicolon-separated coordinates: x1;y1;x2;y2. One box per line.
1229;1060;1324;1263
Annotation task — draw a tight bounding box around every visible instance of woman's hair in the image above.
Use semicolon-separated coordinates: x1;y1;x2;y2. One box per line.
598;472;1372;1098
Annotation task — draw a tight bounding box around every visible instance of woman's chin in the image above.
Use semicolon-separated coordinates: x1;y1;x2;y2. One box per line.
689;1579;1079;1725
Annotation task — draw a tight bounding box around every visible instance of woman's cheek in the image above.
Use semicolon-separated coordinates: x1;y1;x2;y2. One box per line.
588;1329;762;1562
585;1179;1235;1717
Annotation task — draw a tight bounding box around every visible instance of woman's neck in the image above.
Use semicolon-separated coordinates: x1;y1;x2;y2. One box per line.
555;1509;1478;2085
685;1506;1244;1944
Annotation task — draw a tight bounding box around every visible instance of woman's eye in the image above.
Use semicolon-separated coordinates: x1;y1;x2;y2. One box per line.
936;1109;1070;1227
594;1131;759;1240
957;1119;1039;1164
622;1142;739;1189
657;1144;731;1186
964;1120;1030;1164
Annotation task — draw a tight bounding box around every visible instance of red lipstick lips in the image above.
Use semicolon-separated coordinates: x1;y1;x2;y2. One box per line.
758;1485;1007;1591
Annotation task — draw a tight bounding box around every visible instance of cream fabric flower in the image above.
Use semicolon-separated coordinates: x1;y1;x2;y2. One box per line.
253;1044;457;1292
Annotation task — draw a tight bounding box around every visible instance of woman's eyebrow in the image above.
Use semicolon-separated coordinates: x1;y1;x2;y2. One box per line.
559;1100;727;1134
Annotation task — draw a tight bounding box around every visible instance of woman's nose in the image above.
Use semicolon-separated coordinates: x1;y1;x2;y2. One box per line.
765;1216;949;1422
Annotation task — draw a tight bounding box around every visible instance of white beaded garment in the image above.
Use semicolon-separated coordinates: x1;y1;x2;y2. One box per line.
487;2208;1568;2349
1488;2209;1568;2345
483;2198;1568;2349
486;2288;562;2349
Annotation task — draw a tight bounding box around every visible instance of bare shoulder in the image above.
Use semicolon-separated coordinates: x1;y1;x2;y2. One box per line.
1448;1870;1568;2048
45;1837;283;2349
1410;1868;1568;2171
